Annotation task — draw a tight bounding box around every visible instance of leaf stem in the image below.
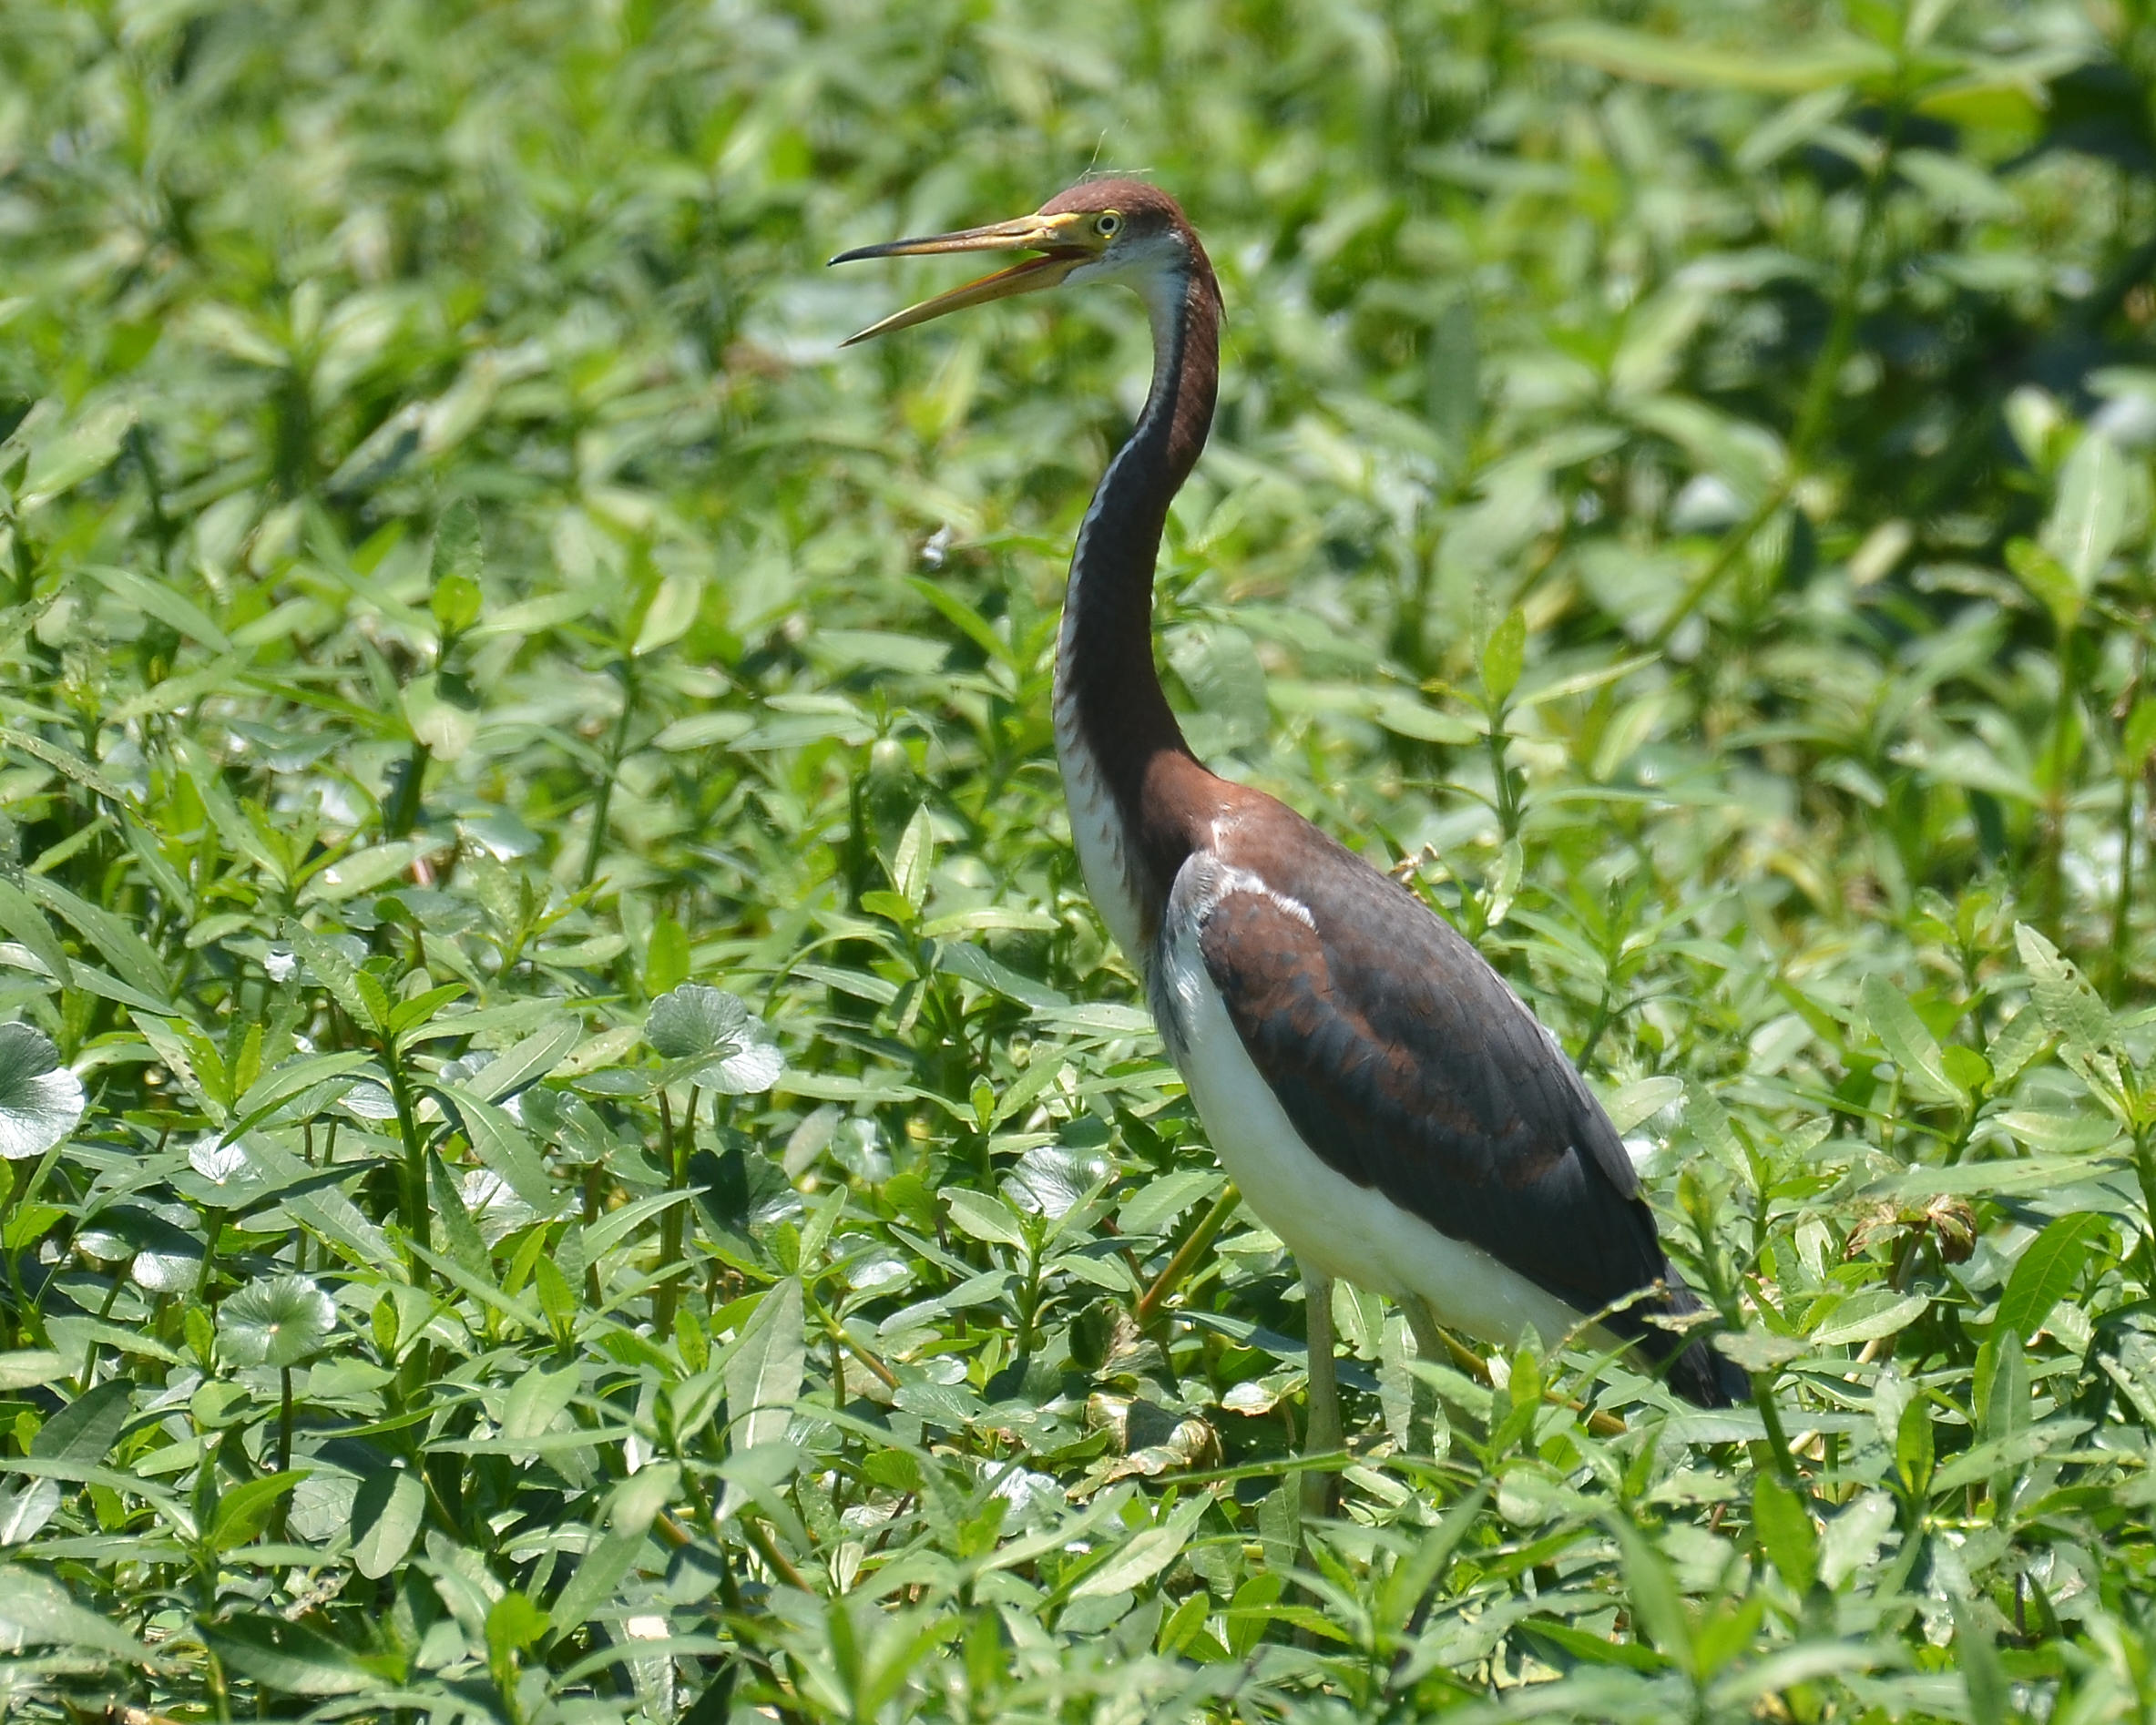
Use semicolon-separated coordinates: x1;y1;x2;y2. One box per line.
1136;1184;1241;1328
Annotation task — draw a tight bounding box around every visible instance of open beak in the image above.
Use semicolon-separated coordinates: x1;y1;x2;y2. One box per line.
830;212;1096;346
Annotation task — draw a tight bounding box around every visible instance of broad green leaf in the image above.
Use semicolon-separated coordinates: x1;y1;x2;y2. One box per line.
208;1615;374;1695
0;876;72;989
19;401;133;508
285;922;385;1034
726;1278;804;1454
1860;975;1962;1105
29;1377;133;1464
1534;19;1894;91
942;1187;1029;1250
634;571;703;655
889;804;934;910
81;564;233;653
2005;536;2082;635
210;1469;309;1549
503;1357;580;1443
0;1351;64;1392
1751;1475;1817;1589
1895;1396;1935;1495
1996;1212;2107;1340
2041;431;2132;587
1481;607;1527;704
0;1567;145;1658
350;1466;425;1579
1811;1291;1928;1348
1607;1515;1692;1669
1069;1495;1208;1598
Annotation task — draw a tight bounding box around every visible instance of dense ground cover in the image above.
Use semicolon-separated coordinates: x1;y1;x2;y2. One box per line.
5;0;2156;1717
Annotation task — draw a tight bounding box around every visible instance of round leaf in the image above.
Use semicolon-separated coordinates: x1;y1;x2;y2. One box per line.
219;1274;336;1368
645;982;783;1094
0;1024;84;1160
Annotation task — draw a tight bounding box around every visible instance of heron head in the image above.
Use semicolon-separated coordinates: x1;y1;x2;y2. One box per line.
831;179;1202;346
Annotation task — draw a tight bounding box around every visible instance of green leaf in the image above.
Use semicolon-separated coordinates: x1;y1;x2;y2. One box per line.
726;1278;804;1455
1375;1482;1488;1634
1751;1475;1817;1589
429;1150;492;1272
888;804;934;910
1607;1515;1692;1671
502;1357;580;1443
208;1614;375;1695
645;982;783;1094
209;1468;309;1549
634;571;704;656
430;496;483;586
0;1351;64;1392
0;1566;145;1659
0;875;73;989
645;911;690;995
942;1187;1029;1250
1533;19;1894;91
1895;1396;1935;1496
2005;536;2082;635
1068;1495;1208;1598
387;981;466;1039
2016;924;2121;1106
19;401;134;508
0;1023;84;1159
1953;1593;2008;1725
2041;430;2131;588
1481;607;1527;705
1995;1212;2107;1342
81;564;233;654
29;1377;133;1464
350;1466;425;1580
286;922;386;1034
1860;975;1963;1105
217;1273;336;1368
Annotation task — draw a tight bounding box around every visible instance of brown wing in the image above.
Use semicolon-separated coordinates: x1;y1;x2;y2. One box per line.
1177;805;1738;1403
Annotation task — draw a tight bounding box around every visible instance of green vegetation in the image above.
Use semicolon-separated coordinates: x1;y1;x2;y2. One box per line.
5;0;2156;1717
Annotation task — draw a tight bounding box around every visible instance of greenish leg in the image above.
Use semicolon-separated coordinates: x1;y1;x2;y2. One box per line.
1301;1261;1340;1523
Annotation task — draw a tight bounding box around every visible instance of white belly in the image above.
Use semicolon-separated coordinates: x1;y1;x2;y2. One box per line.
1156;915;1590;1352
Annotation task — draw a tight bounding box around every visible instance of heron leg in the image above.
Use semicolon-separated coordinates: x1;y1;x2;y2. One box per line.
1300;1261;1340;1523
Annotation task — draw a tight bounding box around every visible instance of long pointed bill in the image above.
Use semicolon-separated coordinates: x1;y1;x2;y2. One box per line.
830;213;1095;346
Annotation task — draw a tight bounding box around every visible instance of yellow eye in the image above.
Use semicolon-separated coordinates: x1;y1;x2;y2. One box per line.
1095;211;1121;237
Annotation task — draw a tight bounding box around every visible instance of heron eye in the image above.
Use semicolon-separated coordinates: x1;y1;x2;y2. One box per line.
1096;212;1120;237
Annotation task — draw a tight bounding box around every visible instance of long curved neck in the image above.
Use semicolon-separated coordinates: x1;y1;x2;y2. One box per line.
1054;264;1222;959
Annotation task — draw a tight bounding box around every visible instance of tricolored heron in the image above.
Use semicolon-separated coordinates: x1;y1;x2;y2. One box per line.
834;179;1741;1495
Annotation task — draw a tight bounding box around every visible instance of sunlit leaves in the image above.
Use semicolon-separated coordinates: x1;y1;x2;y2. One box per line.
0;1025;82;1160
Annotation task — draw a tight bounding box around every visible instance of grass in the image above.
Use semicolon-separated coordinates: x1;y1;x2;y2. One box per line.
4;0;2156;1719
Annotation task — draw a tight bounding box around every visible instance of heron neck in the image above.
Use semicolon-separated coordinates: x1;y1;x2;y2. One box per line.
1053;263;1222;950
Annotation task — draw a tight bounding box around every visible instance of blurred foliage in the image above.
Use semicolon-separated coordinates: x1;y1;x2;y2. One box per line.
5;0;2156;1718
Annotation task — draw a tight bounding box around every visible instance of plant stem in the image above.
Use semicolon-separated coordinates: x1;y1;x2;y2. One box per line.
653;1086;696;1335
2046;624;2077;934
385;1055;430;1268
580;660;637;890
1136;1185;1241;1327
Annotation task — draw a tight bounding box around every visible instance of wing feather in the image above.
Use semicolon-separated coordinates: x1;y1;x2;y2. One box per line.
1180;813;1681;1342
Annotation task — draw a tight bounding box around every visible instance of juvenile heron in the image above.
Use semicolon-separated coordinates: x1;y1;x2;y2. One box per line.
834;179;1741;1494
